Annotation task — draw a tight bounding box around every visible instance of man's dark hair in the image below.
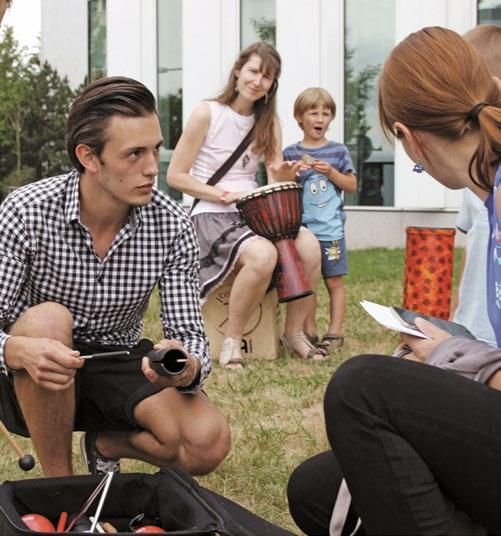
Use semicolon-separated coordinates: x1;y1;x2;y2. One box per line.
66;76;157;173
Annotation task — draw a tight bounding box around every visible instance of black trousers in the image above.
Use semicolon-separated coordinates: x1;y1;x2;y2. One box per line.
288;355;501;535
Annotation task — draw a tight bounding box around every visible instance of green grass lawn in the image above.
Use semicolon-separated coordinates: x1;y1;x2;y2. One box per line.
0;247;462;534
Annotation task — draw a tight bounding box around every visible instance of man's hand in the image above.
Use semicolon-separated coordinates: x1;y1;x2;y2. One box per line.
141;338;200;388
5;335;83;391
399;318;452;362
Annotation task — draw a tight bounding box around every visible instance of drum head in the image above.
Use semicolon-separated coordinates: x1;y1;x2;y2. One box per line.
238;181;302;203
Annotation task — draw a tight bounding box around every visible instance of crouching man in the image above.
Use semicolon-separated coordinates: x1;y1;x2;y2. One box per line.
0;76;230;477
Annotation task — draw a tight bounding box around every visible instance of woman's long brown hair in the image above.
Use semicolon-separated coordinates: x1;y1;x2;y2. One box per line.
378;26;501;192
215;42;281;162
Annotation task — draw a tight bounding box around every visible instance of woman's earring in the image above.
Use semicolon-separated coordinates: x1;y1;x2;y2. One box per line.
234;78;239;93
264;93;269;104
412;161;425;173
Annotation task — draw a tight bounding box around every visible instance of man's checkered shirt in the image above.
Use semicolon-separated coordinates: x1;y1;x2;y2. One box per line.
0;170;210;392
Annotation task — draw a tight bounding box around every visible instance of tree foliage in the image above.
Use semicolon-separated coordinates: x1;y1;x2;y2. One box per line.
251;16;276;45
0;27;75;199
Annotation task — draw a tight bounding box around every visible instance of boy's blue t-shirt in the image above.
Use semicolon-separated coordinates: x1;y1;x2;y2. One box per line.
283;141;354;241
485;162;501;347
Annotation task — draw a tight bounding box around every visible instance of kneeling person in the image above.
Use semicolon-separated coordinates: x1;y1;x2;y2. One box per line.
0;76;230;477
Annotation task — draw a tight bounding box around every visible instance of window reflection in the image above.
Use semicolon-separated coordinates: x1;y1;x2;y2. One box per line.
157;0;183;201
478;0;501;24
240;0;276;48
344;0;394;206
88;0;106;82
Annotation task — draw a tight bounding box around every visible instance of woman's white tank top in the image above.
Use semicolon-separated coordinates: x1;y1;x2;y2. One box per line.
190;101;260;216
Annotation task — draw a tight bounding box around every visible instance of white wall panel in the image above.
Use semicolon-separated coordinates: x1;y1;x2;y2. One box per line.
277;0;321;146
319;0;344;144
41;0;87;88
183;0;224;125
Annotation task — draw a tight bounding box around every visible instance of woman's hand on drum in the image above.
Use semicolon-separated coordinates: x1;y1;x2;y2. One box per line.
268;160;307;182
223;191;248;205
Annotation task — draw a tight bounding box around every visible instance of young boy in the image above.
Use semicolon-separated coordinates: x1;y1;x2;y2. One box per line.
283;87;356;353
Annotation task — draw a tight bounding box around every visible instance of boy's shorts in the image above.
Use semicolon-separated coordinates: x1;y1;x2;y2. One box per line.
0;338;165;437
319;238;348;278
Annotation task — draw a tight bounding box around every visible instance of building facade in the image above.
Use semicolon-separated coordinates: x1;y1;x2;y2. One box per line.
40;0;500;247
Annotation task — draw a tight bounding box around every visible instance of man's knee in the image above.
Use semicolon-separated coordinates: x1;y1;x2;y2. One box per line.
10;302;73;340
185;413;231;475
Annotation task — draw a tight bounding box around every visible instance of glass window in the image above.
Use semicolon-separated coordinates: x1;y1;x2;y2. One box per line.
240;0;276;48
344;0;395;206
478;0;501;24
157;0;183;201
88;0;106;82
240;1;276;186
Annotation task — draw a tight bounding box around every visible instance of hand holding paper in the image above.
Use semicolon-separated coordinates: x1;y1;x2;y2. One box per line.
360;300;472;363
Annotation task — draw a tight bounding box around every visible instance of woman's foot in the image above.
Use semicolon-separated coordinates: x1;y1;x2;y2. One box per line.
282;332;328;362
219;337;245;369
304;332;319;346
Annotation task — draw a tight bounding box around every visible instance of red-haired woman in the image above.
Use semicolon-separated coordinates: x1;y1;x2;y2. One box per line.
288;27;501;535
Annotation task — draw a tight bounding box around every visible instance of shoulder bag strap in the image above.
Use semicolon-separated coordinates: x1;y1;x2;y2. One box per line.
189;126;255;215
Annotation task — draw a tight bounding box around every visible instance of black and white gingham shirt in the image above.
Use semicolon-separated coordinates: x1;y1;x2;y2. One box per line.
0;170;210;392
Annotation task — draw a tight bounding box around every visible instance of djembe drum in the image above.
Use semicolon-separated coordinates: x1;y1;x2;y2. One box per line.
236;182;312;302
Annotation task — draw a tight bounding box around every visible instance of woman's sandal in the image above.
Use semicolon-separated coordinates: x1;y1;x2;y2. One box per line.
304;332;320;346
282;332;328;362
219;337;246;369
317;333;344;354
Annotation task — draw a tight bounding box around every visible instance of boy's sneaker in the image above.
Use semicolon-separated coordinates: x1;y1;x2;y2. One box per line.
80;431;120;475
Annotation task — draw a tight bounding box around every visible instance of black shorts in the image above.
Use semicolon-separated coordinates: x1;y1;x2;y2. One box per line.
0;338;163;437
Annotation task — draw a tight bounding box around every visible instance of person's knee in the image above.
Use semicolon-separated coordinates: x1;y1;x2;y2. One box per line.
287;460;314;523
10;302;73;341
288;451;341;535
296;230;321;262
183;413;231;474
325;276;344;292
325;355;385;417
242;240;277;274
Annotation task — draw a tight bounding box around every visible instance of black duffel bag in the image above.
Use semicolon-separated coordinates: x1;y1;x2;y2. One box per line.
0;468;296;535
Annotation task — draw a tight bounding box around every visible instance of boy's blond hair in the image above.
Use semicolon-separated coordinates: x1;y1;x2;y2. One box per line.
463;24;501;78
293;87;336;128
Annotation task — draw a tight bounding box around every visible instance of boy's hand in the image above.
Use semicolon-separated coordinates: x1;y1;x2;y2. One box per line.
312;160;334;177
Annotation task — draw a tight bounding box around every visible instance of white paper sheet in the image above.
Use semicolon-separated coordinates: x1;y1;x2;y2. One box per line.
359;300;430;339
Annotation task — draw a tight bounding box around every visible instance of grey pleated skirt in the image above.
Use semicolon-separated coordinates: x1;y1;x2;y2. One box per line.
192;212;258;300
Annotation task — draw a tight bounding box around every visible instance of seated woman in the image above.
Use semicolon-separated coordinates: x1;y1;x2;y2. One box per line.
167;42;325;368
287;27;501;535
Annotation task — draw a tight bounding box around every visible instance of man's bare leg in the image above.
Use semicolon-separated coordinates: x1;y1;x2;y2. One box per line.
9;303;75;476
91;388;231;476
